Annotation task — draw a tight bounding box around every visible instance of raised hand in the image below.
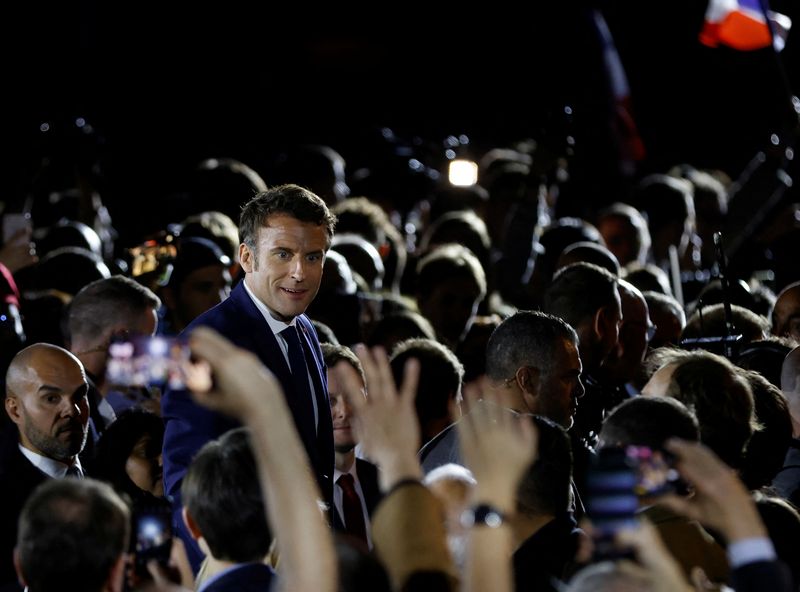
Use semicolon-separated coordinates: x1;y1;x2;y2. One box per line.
657;438;767;543
337;344;421;490
184;326;285;420
458;384;537;513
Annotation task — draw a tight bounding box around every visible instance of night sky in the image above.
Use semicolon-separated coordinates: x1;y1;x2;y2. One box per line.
4;1;799;243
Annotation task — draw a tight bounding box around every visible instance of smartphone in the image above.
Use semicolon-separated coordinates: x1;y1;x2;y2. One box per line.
625;445;687;499
107;335;190;389
131;503;172;578
2;213;32;243
584;447;640;559
585;446;685;558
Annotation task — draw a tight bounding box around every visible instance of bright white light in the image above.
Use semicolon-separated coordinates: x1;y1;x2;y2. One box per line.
149;337;168;357
140;517;162;541
448;159;478;187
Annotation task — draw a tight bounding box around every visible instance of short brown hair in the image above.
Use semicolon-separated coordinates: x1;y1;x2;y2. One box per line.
239;184;336;257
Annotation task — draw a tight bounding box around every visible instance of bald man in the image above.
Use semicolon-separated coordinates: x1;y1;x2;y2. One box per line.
772;281;800;342
773;346;800;504
598;279;652;396
1;343;89;590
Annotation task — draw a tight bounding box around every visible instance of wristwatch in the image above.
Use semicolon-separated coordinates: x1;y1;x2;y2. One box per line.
460;503;507;528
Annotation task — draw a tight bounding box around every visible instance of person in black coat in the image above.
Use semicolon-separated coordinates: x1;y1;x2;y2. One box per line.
1;343;90;591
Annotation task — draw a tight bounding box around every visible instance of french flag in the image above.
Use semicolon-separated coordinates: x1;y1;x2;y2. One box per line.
700;0;792;51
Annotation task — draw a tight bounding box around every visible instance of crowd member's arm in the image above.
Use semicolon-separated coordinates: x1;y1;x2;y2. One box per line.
457;392;537;592
340;345;457;592
613;520;694;592
658;439;793;592
185;327;336;592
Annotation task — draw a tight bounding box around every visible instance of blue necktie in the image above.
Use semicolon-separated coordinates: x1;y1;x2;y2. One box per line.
280;326;317;436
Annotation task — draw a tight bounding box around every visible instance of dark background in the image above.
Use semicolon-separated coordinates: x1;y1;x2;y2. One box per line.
3;1;799;244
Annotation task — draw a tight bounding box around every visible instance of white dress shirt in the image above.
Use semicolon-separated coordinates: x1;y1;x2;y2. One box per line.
241;279;319;430
333;462;373;548
19;445;83;479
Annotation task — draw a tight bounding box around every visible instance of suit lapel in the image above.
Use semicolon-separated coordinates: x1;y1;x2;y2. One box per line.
356;459;383;516
227;283;294;384
226;284;333;502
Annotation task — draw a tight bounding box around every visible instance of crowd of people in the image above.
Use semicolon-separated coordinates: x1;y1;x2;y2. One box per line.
2;91;800;592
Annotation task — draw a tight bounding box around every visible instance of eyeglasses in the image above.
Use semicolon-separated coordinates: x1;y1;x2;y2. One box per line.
622;321;657;343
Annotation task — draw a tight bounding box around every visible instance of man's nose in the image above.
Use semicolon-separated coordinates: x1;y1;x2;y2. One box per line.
62;400;81;418
335;400;352;419
575;378;586;399
291;258;306;280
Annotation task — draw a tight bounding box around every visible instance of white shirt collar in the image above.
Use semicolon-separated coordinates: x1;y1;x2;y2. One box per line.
18;444;82;479
334;459;358;483
242;277;296;336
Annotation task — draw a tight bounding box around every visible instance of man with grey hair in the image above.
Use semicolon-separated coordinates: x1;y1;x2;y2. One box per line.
543;262;622;449
68;275;161;425
420;310;584;472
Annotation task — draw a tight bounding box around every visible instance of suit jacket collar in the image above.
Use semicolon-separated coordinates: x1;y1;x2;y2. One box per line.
199;562;275;592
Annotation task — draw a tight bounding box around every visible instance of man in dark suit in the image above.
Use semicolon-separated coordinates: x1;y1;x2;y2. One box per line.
322;343;382;548
162;184;337;569
1;343;90;591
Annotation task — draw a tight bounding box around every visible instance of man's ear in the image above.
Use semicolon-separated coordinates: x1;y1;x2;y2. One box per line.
182;506;203;542
13;548;26;588
516;365;541;396
239;242;254;273
593;306;609;341
105;553;127;592
5;396;21;425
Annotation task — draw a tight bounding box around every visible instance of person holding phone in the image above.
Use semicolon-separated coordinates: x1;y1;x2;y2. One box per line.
67;276;161;460
162;185;337;571
596;396;729;583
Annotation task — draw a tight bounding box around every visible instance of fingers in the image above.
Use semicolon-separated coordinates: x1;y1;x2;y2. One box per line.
355;344;396;403
516;413;537;457
616;519;691;591
168;537;195;589
461;381;483;409
146;559;171;585
335;360;368;414
182;359;213;394
690;566;715;591
189;326;236;364
655;493;698;522
398;357;420;407
663;438;736;494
